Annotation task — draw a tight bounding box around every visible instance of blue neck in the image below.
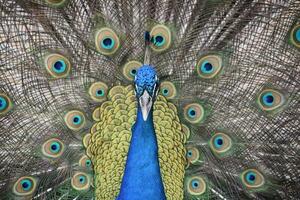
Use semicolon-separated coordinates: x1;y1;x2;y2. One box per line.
117;106;166;200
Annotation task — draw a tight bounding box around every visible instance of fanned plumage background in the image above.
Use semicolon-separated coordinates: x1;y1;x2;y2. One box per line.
0;0;299;199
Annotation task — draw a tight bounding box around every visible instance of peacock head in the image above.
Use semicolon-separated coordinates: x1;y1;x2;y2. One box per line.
134;65;159;121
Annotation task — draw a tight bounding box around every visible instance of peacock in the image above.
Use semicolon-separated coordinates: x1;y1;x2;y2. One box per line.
0;0;299;199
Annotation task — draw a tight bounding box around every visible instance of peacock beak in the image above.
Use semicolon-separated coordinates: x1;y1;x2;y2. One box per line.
139;90;153;121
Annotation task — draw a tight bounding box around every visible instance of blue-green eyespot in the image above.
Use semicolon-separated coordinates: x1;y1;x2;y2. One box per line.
42;138;65;158
196;54;222;79
257;89;285;112
186;176;206;195
186;146;202;165
160;81;177;100
183;103;205;124
0;93;12;115
79;155;93;169
45;53;71;78
64;110;86;131
95;27;120;55
209;132;232;154
88;82;108;102
150;24;172;52
71;172;91;191
241;169;265;189
122;61;142;81
13;176;37;196
290;24;300;48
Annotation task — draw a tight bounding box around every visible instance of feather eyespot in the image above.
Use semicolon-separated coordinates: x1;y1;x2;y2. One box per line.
42;138;65;158
150;24;171;52
187;176;206;195
95;27;120;55
160;81;177;99
64;110;86;131
182;124;191;140
79;155;93;169
186;147;201;164
71;172;91;191
290;24;300;48
183;103;205;124
209;132;232;154
241;169;265;189
88;82;108;102
45;0;67;6
45;53;71;78
257;89;285;112
123;61;142;81
13;176;37;196
82;133;91;148
196;55;222;79
0;93;12;115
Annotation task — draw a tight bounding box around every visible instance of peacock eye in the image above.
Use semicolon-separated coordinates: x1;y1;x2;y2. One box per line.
186;146;201;164
101;37;115;49
290;24;300;48
64;110;86;131
79;155;93;169
88;82;108;102
182;124;191;140
0;93;12;115
241;169;265;189
13;176;37;196
196;54;222;79
45;53;71;78
123;61;142;81
160;81;177;99
154;35;165;47
71;172;91;191
209;133;232;154
42;138;64;158
95;27;120;55
86;160;91;166
183;103;205;124
45;0;67;7
257;89;285;112
50;142;61;153
187;176;206;195
82;133;91;149
150;24;172;52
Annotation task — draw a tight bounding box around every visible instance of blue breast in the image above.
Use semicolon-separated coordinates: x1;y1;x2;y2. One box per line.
117;106;166;200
